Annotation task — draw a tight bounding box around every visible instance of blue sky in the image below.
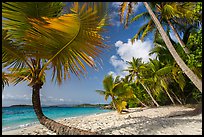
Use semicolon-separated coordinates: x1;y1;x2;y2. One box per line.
2;2;177;107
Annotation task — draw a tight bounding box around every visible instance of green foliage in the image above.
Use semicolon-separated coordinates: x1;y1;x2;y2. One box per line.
2;2;109;86
115;99;128;113
105;2;202;110
154;91;170;105
183;80;202;104
127;98;138;108
97;74;138;113
186;29;202;78
193;2;202;23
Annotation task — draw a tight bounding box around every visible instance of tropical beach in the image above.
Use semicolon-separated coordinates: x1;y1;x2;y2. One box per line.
2;2;202;135
2;105;202;135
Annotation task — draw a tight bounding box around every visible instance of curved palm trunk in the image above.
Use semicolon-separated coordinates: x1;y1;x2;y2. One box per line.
167;19;190;54
143;2;202;93
140;82;160;107
32;83;97;135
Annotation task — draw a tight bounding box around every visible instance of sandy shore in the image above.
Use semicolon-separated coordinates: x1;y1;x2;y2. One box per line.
2;105;202;135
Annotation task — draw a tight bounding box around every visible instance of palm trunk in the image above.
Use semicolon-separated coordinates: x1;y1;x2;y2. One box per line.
163;88;175;105
111;96;117;110
136;97;148;107
140;82;160;107
170;90;183;105
167;19;190;54
32;83;97;135
143;2;202;93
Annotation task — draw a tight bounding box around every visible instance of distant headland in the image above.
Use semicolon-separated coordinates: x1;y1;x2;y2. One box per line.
6;103;112;109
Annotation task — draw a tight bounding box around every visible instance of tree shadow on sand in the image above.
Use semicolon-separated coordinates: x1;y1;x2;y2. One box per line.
97;108;202;135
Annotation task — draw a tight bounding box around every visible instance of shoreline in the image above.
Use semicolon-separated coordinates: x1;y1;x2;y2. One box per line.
2;105;202;135
2;109;112;133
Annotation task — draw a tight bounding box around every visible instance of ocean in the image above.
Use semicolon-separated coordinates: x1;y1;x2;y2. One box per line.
2;106;112;132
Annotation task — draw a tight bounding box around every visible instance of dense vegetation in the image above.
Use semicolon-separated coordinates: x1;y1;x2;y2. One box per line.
97;2;202;113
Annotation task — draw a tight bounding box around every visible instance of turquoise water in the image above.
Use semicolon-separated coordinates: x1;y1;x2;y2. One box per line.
2;106;112;131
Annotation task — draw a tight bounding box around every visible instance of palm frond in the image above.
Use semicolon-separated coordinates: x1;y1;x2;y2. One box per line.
172;66;186;91
124;2;134;28
140;20;154;41
2;2;64;42
162;3;183;19
119;2;128;23
2;29;32;71
2;72;9;90
103;75;114;92
131;22;148;44
3;2;109;85
95;90;106;95
130;12;149;23
156;66;173;76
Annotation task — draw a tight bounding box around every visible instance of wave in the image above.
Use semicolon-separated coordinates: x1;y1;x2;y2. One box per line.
2;121;38;132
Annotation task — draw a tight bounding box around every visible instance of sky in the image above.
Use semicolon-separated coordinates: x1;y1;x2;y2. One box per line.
2;2;177;107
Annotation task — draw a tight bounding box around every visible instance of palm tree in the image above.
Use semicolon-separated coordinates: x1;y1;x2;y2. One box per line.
124;2;197;54
2;2;109;135
116;77;142;112
150;31;186;105
119;2;202;93
96;75;121;110
149;28;186;65
154;2;197;54
96;75;136;113
125;57;160;107
121;76;148;107
147;59;176;105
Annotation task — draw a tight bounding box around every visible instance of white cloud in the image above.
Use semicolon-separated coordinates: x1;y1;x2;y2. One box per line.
109;55;129;78
115;39;155;62
59;98;64;102
112;2;122;9
3;94;31;100
2;93;32;106
108;10;121;27
2;92;67;106
109;39;156;78
41;96;65;104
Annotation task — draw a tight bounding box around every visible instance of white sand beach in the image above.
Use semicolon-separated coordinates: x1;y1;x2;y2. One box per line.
2;105;202;135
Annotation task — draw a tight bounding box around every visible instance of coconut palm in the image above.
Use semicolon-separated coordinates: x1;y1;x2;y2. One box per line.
119;2;202;93
96;75;136;113
150;28;186;89
150;31;186;105
146;59;176;105
150;28;186;65
123;2;197;54
150;27;202;105
121;76;148;107
154;2;197;54
125;57;160;107
115;77;140;113
96;75;121;110
2;2;109;135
